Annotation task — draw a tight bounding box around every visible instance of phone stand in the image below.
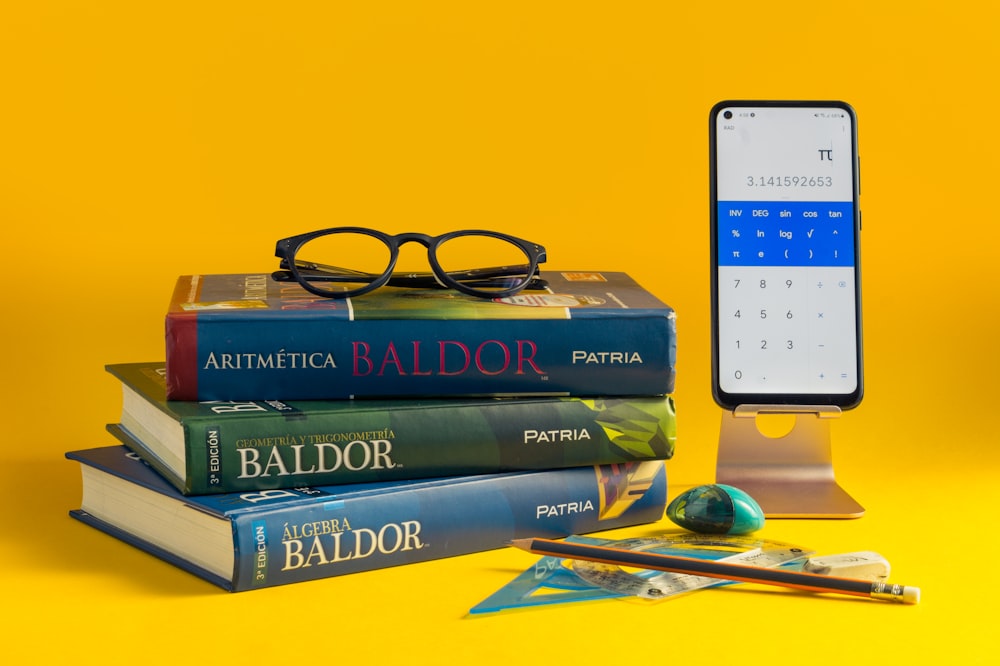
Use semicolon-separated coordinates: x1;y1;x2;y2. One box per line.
715;405;864;519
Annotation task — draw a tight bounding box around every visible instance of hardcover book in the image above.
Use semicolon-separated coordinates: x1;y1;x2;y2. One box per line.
67;446;668;592
164;271;676;400
108;362;676;495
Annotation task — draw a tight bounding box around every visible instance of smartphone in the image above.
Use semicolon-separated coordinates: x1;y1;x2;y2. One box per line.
709;100;863;410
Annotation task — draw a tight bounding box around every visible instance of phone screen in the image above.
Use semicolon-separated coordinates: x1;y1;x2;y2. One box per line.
710;101;862;409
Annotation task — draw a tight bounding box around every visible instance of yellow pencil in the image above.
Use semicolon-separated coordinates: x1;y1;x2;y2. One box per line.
510;537;920;604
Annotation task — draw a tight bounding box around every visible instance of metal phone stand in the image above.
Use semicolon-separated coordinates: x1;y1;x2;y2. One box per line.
715;405;864;519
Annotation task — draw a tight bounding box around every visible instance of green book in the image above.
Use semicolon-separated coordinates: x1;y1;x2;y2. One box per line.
107;362;676;495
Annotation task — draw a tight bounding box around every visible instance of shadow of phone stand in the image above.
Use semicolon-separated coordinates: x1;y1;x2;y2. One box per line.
716;405;864;519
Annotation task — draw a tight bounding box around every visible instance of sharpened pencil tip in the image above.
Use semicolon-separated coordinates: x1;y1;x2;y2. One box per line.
509;538;534;551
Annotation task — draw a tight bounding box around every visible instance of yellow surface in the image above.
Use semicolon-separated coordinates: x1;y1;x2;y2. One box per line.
1;2;997;663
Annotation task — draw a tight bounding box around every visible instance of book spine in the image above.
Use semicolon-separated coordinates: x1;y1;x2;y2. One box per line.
165;315;676;401
133;396;676;494
164;276;209;401
230;461;666;591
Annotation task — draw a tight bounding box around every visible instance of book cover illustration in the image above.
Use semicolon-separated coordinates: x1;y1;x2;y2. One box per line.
165;271;676;400
67;446;668;592
109;362;676;495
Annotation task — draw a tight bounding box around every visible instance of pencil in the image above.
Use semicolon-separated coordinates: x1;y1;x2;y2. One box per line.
510;537;920;604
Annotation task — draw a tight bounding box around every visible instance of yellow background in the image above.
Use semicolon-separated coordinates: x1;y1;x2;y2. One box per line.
2;2;997;663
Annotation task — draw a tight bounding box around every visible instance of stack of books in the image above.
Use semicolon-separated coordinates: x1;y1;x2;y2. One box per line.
67;270;678;591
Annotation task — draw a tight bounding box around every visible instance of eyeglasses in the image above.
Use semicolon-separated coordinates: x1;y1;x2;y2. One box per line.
272;227;547;298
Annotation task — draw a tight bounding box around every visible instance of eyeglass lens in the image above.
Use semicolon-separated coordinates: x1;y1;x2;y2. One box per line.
433;234;534;292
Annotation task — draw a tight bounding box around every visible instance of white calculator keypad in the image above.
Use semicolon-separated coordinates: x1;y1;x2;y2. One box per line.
717;201;858;396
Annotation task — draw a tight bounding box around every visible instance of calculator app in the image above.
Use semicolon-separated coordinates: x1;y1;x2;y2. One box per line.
714;105;860;400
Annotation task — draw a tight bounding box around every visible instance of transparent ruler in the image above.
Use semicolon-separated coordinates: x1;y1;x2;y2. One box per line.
470;533;813;614
572;534;813;600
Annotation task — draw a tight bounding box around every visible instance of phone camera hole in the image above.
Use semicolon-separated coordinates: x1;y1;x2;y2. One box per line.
723;111;733;119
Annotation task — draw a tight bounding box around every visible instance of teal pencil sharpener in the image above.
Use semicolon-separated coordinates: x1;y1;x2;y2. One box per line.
666;484;766;535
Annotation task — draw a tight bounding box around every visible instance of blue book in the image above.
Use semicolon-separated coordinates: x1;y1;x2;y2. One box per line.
67;446;667;592
164;270;676;400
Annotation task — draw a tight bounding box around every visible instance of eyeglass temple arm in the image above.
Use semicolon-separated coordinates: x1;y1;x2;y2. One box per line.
277;259;381;279
272;271;549;292
276;259;539;282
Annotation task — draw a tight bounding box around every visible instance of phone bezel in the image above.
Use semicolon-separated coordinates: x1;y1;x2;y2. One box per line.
709;99;864;410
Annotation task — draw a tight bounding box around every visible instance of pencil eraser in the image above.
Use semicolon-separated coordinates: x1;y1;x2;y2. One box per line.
804;551;890;580
902;587;920;604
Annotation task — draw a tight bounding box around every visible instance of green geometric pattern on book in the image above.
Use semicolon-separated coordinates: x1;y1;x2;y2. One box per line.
582;397;676;460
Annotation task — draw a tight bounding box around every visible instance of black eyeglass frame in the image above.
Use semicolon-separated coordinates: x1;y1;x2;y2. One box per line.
273;227;547;299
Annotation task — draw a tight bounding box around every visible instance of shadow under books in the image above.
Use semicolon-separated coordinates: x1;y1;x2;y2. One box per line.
8;457;219;597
